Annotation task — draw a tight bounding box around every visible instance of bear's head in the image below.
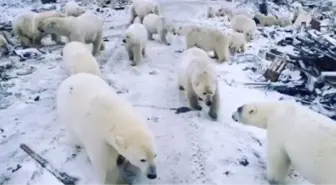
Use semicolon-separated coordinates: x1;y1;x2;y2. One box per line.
122;32;134;45
37;18;57;34
114;133;157;180
232;102;274;129
191;68;217;107
76;7;86;16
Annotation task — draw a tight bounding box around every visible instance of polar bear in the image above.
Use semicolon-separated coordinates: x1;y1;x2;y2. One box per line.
122;23;148;66
56;73;158;184
293;7;312;28
12;10;65;48
64;1;86;17
178;47;220;120
228;31;246;54
275;16;292;27
231;14;256;42
37;11;104;56
176;25;230;63
62;41;102;77
142;13;172;45
231;101;336;185
254;13;277;27
129;0;160;24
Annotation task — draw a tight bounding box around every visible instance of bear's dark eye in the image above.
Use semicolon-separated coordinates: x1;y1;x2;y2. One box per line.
203;92;206;95
140;159;146;162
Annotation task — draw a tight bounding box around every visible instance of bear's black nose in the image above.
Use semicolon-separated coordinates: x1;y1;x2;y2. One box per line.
147;174;157;179
206;101;212;106
122;39;126;43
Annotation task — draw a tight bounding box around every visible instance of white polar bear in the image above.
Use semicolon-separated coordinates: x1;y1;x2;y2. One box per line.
254;13;277;27
64;1;86;17
178;47;220;120
37;11;104;56
62;41;102;77
12;10;65;48
142;13;172;45
293;7;312;28
176;25;230;63
129;0;160;24
275;16;292;27
228;31;246;54
231;14;256;42
56;73;158;184
122;23;148;66
231;101;336;185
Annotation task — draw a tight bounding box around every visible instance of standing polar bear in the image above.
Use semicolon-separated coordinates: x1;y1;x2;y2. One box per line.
62;41;102;77
122;23;148;66
37;11;104;56
253;13;278;27
231;101;336;185
228;31;246;54
231;14;256;42
178;47;220;120
176;25;230;63
12;10;65;48
129;0;160;24
64;1;86;17
143;14;172;45
56;73;158;184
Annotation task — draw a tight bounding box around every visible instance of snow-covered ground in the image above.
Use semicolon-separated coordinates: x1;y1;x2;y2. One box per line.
0;0;312;184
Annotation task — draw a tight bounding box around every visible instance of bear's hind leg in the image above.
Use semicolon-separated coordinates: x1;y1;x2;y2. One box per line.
267;144;290;185
92;33;103;56
208;86;219;120
186;80;202;110
19;35;32;48
131;43;141;66
126;46;134;61
160;29;169;45
215;45;229;63
142;46;146;57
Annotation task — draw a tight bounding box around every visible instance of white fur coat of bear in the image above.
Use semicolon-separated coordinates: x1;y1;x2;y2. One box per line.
64;1;86;17
228;30;246;54
12;10;65;47
129;0;160;24
254;13;277;27
230;14;256;42
178;47;220;120
62;41;102;77
122;22;148;66
232;101;336;184
37;11;104;55
56;73;158;183
142;13;171;45
176;25;230;63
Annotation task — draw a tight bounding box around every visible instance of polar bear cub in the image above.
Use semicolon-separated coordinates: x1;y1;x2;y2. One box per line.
37;11;103;56
56;73;158;183
232;101;336;185
122;23;148;66
254;13;277;27
62;41;102;77
142;14;172;45
12;10;65;48
176;25;230;63
178;47;220;120
228;31;246;54
64;1;86;17
231;14;256;42
129;0;160;24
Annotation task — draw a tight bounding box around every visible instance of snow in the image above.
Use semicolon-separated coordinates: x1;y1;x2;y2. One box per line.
0;0;312;184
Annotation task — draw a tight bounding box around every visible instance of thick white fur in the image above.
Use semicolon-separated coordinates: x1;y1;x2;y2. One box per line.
142;13;171;45
64;1;86;17
255;13;277;27
177;47;220;120
12;10;65;47
276;16;292;27
231;14;256;42
228;30;246;54
62;41;102;77
232;101;336;184
129;0;160;24
123;23;148;66
37;11;104;55
56;73;157;183
176;25;230;63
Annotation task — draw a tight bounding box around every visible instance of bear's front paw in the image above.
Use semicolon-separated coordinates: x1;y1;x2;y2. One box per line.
208;111;218;120
193;105;202;111
131;62;136;66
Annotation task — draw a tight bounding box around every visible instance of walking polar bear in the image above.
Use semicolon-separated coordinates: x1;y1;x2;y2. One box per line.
129;0;160;24
12;10;65;47
37;11;104;55
232;101;336;184
62;41;102;77
178;47;220;120
142;13;172;45
56;73;158;184
231;14;256;42
64;1;86;17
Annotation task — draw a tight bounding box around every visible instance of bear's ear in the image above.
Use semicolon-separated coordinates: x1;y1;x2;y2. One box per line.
115;135;127;149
